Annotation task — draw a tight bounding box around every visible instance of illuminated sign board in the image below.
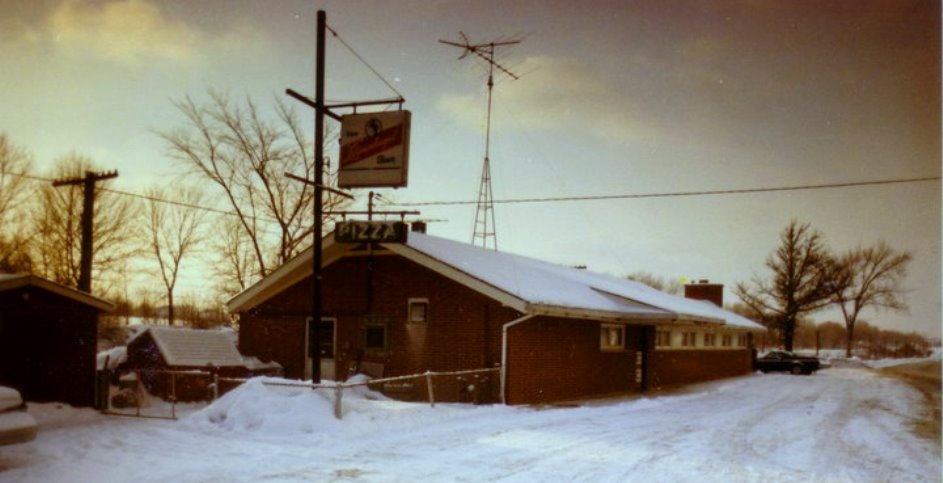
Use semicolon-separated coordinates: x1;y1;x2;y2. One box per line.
338;111;411;188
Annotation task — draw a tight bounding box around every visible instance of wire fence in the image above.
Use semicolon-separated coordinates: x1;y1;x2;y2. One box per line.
99;367;500;420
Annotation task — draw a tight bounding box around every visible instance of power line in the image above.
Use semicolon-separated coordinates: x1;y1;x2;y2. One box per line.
390;176;942;207
10;172;239;217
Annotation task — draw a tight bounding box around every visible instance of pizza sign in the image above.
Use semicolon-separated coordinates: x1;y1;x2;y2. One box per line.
338;111;411;188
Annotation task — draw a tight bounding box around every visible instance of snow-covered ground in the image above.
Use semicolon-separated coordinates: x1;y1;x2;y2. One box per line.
1;366;939;483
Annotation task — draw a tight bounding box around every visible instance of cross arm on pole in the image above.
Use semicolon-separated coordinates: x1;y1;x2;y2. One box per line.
285;88;342;122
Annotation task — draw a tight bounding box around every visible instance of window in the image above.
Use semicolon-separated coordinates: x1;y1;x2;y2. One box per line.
737;334;748;347
704;332;716;347
681;331;697;348
655;330;672;348
600;324;625;351
721;334;733;348
407;298;429;323
361;315;393;353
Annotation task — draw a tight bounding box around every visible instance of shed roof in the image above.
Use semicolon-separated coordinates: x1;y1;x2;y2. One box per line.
0;273;115;312
227;232;763;331
137;327;246;368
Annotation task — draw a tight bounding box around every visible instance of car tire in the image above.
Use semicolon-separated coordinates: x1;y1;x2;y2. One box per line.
790;364;803;375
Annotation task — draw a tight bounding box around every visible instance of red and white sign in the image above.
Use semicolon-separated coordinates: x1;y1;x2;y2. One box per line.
338;111;411;188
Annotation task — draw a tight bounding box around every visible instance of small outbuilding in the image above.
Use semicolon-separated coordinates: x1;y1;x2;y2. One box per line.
121;326;279;402
0;273;114;407
229;227;764;405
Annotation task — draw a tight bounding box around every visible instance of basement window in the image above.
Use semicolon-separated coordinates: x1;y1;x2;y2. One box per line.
600;324;625;351
407;298;429;323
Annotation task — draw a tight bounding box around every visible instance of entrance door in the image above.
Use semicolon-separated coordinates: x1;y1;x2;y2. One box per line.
305;318;337;381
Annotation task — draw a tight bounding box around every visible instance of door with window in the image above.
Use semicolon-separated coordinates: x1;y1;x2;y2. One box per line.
305;317;336;381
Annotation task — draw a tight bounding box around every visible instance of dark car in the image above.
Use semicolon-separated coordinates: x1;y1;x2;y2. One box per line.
755;350;821;375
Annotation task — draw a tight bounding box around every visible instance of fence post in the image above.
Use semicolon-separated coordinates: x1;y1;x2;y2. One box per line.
425;371;435;408
135;375;141;417
334;384;344;420
170;373;177;420
213;372;219;401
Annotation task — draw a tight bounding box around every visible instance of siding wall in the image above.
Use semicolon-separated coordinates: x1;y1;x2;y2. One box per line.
0;287;99;407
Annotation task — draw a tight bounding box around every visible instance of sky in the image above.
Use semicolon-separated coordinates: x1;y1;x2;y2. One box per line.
0;0;939;337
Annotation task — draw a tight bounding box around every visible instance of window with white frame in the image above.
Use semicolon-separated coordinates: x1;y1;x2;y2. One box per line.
407;298;429;323
655;330;672;348
704;332;716;347
737;334;748;347
721;334;733;347
600;324;625;351
681;331;697;348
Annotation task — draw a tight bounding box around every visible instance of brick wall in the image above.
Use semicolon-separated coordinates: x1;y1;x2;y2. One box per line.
647;349;753;390
238;250;521;403
505;317;643;405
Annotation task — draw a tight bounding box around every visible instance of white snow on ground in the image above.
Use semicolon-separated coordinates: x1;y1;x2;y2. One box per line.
863;348;942;369
1;366;939;483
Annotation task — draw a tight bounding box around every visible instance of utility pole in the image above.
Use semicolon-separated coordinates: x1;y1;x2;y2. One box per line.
286;9;410;384
440;33;521;251
51;170;119;293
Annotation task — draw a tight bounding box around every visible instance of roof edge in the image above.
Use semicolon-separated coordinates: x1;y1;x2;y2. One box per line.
0;274;114;312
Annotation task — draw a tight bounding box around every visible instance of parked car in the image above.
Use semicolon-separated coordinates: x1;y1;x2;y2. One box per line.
755;351;821;375
0;385;38;446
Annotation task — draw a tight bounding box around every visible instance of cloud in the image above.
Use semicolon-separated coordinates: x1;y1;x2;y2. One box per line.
48;0;200;63
31;0;269;66
436;55;658;144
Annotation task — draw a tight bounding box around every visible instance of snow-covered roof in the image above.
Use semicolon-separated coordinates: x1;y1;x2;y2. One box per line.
227;232;763;330
136;327;246;367
0;273;114;312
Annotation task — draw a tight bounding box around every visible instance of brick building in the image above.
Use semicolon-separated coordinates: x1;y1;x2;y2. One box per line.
228;227;763;405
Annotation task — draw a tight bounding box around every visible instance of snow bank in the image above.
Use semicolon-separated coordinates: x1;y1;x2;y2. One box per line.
186;375;406;437
188;378;342;435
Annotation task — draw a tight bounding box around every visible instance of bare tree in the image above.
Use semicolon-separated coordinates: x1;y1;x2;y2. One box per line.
32;154;140;293
831;242;912;357
734;220;835;351
160;91;347;288
626;271;683;295
0;133;35;272
144;185;208;326
212;216;257;295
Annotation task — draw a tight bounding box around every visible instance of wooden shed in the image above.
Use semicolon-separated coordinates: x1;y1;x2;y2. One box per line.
121;327;278;402
0;273;113;407
228;227;764;405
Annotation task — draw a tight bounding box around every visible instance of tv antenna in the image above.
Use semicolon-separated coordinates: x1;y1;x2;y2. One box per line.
440;32;521;250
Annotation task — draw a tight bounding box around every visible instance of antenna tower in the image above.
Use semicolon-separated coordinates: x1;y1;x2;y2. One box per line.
440;32;520;250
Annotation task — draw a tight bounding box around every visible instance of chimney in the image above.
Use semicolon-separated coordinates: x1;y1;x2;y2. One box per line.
411;221;427;234
684;280;723;307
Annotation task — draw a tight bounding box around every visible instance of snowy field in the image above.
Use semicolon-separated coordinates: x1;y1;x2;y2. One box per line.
1;366;939;483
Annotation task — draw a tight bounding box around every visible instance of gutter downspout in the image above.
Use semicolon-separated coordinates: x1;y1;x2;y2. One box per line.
500;314;534;405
